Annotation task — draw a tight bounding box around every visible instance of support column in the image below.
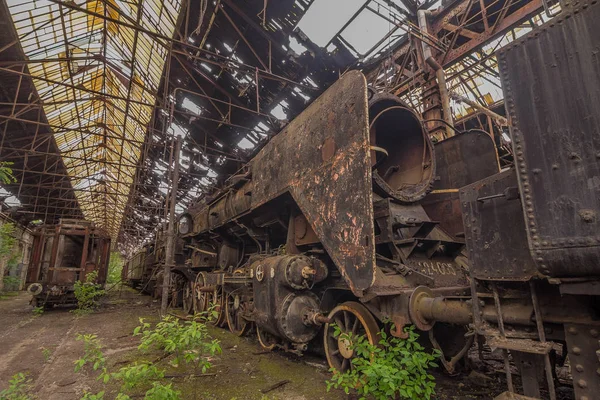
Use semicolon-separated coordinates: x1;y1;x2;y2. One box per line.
161;136;181;316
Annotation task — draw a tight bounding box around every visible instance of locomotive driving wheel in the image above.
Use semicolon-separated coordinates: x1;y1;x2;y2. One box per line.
226;291;250;336
193;272;208;314
182;280;194;314
209;285;226;327
324;301;380;373
257;327;280;350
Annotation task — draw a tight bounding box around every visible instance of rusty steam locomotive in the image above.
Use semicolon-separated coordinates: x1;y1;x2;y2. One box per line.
141;5;599;399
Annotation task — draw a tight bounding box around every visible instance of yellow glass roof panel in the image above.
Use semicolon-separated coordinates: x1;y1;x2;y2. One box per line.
7;0;183;237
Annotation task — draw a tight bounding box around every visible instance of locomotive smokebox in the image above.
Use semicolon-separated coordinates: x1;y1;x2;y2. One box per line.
369;93;435;203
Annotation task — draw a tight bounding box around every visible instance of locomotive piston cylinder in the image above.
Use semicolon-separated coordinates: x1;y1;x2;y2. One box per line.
252;255;329;345
408;287;600;329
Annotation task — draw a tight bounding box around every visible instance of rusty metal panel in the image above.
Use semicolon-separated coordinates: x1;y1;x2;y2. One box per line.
498;2;600;277
251;71;375;294
423;131;500;239
460;169;539;280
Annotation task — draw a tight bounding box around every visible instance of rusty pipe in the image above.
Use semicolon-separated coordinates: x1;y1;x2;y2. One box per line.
415;295;600;328
449;91;509;127
417;296;473;326
417;9;454;138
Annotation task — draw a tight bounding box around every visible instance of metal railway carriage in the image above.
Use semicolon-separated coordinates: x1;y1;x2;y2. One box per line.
162;4;599;399
25;219;111;308
123;248;146;289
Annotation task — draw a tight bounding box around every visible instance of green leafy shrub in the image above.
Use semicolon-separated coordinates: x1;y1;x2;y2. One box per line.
81;391;104;400
75;314;219;400
72;271;106;315
0;223;16;258
111;362;165;391
326;325;440;400
0;162;16;185
41;347;52;362
144;382;181;400
74;334;106;373
3;276;20;292
135;315;221;372
0;372;32;400
107;252;123;285
32;306;44;316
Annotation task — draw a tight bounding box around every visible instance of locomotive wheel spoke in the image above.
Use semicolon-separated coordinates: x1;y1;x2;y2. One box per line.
226;292;249;336
182;281;193;314
193;272;209;315
209;286;225;326
257;327;280;350
351;317;359;335
343;311;350;331
334;316;344;330
324;302;380;374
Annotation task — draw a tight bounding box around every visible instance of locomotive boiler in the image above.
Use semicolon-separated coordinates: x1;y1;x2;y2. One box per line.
166;3;600;399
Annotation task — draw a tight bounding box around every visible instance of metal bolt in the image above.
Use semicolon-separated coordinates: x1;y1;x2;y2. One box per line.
568;326;578;335
573;346;582;355
591;329;599;338
576;364;584;372
578;379;587;389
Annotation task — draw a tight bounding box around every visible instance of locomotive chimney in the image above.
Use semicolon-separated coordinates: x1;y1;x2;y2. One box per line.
368;92;435;203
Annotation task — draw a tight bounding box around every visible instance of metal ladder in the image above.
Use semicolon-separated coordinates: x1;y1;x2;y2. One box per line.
471;279;557;399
